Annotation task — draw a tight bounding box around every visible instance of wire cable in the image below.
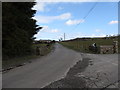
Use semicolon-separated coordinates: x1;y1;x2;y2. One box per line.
72;2;98;31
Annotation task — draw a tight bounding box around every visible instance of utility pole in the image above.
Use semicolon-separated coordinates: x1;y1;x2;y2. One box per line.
64;33;65;41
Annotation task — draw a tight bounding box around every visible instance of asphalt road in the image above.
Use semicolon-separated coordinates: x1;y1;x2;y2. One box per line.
44;53;119;89
3;43;82;88
79;53;119;88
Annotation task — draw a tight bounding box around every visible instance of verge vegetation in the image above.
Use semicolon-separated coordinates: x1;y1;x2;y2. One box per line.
60;36;118;54
3;43;54;70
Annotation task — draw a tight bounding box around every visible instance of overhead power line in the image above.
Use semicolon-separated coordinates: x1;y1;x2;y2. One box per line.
62;2;98;40
83;2;98;20
72;2;98;31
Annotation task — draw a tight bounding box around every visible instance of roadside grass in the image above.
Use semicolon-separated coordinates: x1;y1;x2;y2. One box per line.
32;43;47;47
60;38;117;54
3;43;54;70
3;55;39;70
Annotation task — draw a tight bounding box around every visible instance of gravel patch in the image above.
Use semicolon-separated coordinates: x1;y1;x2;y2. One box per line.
43;54;90;88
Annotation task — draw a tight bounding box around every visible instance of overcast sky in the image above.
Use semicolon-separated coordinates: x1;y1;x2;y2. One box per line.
33;0;118;41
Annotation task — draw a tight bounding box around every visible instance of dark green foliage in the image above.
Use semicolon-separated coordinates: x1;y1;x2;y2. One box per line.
2;2;42;59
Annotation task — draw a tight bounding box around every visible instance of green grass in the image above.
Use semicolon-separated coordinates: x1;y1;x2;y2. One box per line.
60;38;117;53
32;43;54;56
3;55;40;69
3;43;54;69
32;43;47;48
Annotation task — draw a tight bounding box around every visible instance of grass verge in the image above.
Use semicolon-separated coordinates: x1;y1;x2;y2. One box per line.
2;43;54;70
60;38;117;54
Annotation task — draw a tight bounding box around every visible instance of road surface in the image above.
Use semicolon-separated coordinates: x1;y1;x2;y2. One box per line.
2;43;119;88
43;53;119;89
79;53;119;88
3;43;82;88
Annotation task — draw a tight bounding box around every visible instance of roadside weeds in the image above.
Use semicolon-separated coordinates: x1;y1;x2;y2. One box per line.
2;44;55;73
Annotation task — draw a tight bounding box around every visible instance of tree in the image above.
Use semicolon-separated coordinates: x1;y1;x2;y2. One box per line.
2;2;42;59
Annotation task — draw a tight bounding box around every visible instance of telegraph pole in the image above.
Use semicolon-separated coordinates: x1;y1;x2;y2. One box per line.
64;33;65;41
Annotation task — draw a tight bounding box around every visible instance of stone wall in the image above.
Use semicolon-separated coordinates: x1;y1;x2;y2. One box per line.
100;45;114;54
